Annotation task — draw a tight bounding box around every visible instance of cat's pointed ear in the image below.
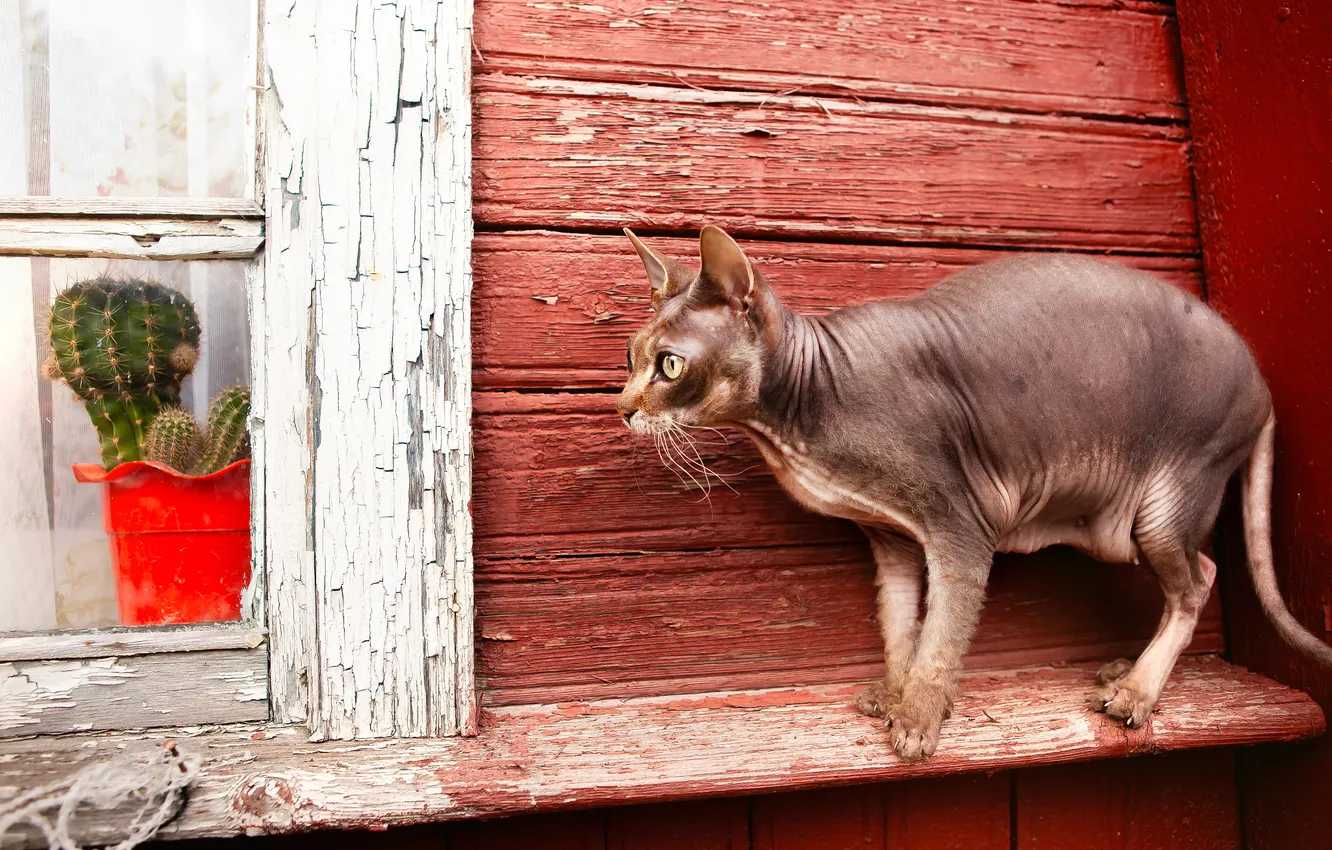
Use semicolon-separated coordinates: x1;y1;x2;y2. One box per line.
625;228;693;307
696;225;756;310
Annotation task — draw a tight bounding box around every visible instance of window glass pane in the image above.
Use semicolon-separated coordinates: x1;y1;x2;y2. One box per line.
0;257;252;631
0;0;253;198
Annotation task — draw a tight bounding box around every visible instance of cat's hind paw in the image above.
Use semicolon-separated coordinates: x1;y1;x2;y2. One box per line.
854;681;900;718
1092;658;1157;728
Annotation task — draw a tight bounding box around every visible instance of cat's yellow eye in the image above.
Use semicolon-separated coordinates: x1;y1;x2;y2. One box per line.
660;353;684;380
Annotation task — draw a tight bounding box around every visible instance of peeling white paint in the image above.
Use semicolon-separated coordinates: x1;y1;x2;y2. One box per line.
0;651;267;736
0;659;140;731
262;0;474;740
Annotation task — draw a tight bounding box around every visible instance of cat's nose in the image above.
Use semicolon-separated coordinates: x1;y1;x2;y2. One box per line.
617;398;638;424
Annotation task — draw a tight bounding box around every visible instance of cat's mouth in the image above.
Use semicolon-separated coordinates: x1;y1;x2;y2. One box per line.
623;411;677;436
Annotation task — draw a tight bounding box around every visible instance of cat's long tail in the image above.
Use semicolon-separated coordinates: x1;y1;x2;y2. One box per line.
1243;413;1332;666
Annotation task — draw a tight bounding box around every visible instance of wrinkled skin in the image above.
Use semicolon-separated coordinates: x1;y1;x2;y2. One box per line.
617;226;1327;762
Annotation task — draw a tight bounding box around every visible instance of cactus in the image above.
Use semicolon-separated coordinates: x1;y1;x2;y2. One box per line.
143;406;204;473
195;386;251;475
141;389;251;476
46;277;201;469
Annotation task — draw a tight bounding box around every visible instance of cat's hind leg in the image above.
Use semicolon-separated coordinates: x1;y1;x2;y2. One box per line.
855;529;925;718
1094;482;1219;726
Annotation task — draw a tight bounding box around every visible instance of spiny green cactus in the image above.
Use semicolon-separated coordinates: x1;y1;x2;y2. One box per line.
141;389;251;476
46;277;201;469
195;386;251;475
143;406;203;473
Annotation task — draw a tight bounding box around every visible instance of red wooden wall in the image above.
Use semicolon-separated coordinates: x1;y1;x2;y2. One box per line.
171;0;1326;846
1177;1;1332;847
463;0;1246;844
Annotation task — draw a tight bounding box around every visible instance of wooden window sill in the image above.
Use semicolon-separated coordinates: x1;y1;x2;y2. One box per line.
1;655;1322;846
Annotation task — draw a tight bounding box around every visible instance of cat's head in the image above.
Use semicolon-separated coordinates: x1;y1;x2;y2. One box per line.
617;226;782;434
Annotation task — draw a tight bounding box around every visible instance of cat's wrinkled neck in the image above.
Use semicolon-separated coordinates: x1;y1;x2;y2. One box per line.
752;308;840;439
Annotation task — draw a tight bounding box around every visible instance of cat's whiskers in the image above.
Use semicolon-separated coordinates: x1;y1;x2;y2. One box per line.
670;424;745;490
664;422;741;497
655;431;716;507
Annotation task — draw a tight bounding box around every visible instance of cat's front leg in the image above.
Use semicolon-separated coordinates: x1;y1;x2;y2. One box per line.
855;529;925;718
887;536;992;761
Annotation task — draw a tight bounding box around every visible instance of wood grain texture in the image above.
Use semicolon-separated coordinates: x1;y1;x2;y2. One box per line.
0;657;1319;847
0;625;266;663
477;546;1224;706
0;198;263;217
473;78;1195;251
0;216;264;260
260;0;476;738
1015;749;1240;849
472;232;1205;389
0;648;267;738
473;0;1185;119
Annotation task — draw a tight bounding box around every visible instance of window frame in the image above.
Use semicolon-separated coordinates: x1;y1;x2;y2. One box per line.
0;0;272;738
1;0;477;742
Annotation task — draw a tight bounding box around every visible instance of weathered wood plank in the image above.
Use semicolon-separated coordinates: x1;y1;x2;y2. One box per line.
472;232;1205;389
0;625;266;663
0;648;267;738
1015;749;1241;849
0;198;263;217
474;0;1186;120
260;0;476;739
0;217;264;260
476;546;1223;706
0;657;1319;846
473;80;1196;251
473;393;850;554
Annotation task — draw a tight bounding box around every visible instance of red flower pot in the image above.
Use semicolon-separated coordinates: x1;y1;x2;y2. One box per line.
73;460;252;626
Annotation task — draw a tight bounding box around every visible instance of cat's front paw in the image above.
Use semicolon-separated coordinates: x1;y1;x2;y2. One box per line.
1092;658;1157;727
854;681;901;718
885;690;947;761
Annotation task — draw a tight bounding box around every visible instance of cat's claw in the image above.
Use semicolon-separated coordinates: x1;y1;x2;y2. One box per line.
854;681;901;718
1092;657;1157;727
885;703;944;761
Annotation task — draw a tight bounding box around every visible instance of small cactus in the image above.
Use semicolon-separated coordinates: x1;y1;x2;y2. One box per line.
195;386;251;475
143;406;204;473
45;277;201;469
141;389;251;476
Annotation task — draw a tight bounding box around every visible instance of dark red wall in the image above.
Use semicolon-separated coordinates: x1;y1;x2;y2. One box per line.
1177;1;1332;848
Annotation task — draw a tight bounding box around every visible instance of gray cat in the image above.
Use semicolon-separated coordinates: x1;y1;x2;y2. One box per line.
616;225;1332;761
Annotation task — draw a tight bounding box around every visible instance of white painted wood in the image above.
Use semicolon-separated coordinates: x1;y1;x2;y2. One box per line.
0;216;263;259
0;258;57;632
262;0;475;739
0;648;267;738
0;658;1323;846
0;198;263;217
0;625;266;663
